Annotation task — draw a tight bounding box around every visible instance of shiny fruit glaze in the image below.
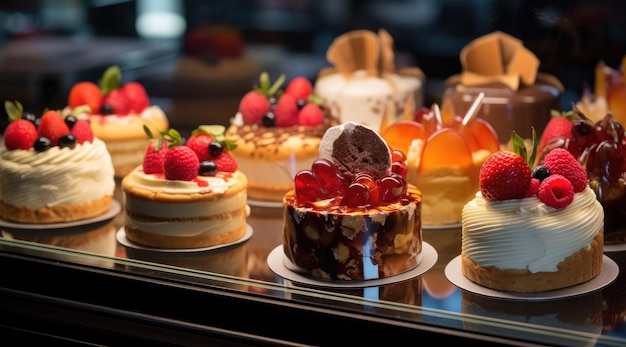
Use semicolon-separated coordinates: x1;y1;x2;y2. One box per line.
294;151;408;209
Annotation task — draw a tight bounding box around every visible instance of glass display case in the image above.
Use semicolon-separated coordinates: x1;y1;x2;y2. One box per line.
1;1;626;345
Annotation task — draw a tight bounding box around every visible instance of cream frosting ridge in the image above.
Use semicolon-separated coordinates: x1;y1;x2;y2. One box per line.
462;187;604;273
0;138;115;209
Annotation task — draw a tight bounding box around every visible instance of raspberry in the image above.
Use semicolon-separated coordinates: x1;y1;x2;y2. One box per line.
238;91;270;125
298;103;324;126
142;141;168;174
284;77;313;100
274;93;299;127
163;146;200;181
213;152;237;172
69;120;94;144
538;174;575;208
3;119;38;150
524;177;540;197
103;88;133;115
543;148;588;192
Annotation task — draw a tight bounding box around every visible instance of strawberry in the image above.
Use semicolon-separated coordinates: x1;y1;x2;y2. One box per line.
68;81;103;113
537;111;573;155
163;146;200;181
274;93;299;127
4;119;38;150
143;141;168;174
69;119;94;144
238;90;270;125
284;77;313;101
37;110;70;146
213;152;237;172
298;103;324;126
103;88;133;115
479;151;531;201
186;133;213;162
122;82;150;113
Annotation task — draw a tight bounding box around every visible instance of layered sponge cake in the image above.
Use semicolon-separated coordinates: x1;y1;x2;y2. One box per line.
122;125;248;249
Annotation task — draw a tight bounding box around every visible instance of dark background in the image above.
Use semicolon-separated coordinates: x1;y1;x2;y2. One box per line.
1;0;624;131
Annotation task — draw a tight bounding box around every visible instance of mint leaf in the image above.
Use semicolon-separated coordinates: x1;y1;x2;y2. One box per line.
99;65;122;96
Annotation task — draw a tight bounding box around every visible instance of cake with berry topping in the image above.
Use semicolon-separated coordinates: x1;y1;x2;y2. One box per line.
441;31;563;144
461;135;604;292
314;29;424;132
225;72;339;202
535;109;626;245
64;65;169;177
121;125;248;249
0;101;115;223
282;121;423;281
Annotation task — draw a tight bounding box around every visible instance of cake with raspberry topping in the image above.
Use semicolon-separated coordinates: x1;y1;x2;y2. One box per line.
282;121;423;281
225;72;339;202
314;29;424;132
461;135;604;292
121;125;248;249
0;101;115;223
63;65;169;177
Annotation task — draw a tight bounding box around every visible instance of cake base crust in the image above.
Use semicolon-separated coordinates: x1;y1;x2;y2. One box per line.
461;230;604;292
125;223;247;249
0;196;113;224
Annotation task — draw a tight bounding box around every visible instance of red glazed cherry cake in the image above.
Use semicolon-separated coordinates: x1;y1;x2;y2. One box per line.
282;121;423;281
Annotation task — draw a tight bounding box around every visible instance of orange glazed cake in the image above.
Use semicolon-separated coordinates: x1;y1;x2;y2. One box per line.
0;102;115;223
64;65;169;177
122;125;248;249
381;103;500;226
225;72;339;202
283;121;423;281
462;144;604;292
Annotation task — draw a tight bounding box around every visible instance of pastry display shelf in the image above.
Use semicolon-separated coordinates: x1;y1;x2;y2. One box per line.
1;184;625;346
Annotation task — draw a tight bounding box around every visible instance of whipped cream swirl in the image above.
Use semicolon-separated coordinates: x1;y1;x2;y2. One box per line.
462;187;604;273
0;138;115;208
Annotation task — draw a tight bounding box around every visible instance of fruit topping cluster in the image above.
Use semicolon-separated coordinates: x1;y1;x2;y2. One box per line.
480;130;588;209
3;101;93;152
292;121;409;209
381;104;500;172
537;108;625;203
142;125;238;181
68;65;150;116
238;72;324;127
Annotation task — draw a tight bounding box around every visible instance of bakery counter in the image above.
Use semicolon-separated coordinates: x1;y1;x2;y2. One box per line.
1;187;626;346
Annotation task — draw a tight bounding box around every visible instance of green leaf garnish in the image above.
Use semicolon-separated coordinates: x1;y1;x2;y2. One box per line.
4;100;23;122
510;127;538;168
99;65;122;96
254;71;285;97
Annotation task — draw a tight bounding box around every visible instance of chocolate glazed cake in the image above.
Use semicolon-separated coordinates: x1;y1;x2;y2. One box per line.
442;75;562;143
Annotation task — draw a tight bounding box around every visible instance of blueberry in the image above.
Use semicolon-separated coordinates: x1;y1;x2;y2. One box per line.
64;115;78;129
531;165;551;182
33;137;52;152
58;134;77;149
101;104;114;115
296;99;306;110
198;161;217;176
208;141;223;157
262;112;276;127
